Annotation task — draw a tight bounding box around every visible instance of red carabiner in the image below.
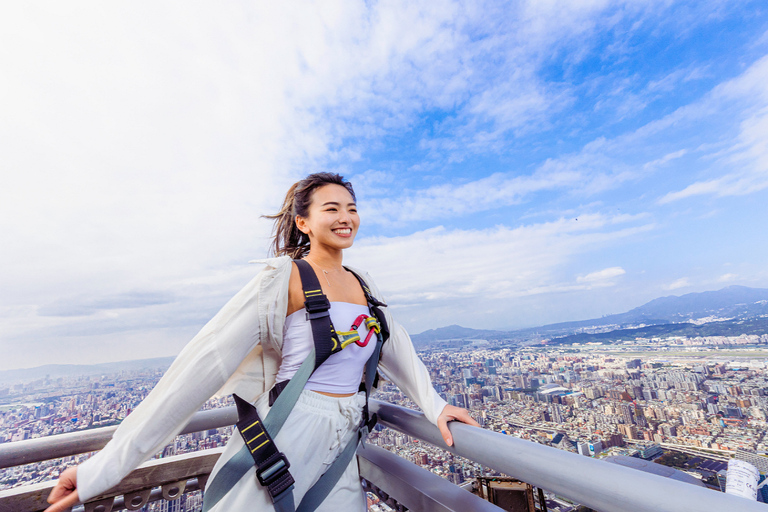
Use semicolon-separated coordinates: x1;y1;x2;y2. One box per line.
358;329;375;347
348;314;374;347
350;314;368;331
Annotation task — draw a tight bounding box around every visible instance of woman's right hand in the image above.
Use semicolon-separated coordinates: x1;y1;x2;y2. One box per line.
45;466;80;512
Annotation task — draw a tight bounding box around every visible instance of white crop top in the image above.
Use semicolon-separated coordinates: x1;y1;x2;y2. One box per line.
276;302;377;394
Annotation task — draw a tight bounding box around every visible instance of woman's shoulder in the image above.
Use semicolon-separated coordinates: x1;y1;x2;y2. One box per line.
343;264;373;283
239;256;294;296
249;254;293;270
344;265;387;303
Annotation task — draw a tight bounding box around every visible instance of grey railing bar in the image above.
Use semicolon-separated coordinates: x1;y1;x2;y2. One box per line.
369;399;764;512
0;407;237;469
74;477;204;512
0;448;221;512
357;443;503;512
4;399;762;512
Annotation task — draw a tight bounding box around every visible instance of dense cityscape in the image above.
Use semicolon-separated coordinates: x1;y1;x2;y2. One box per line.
2;334;768;510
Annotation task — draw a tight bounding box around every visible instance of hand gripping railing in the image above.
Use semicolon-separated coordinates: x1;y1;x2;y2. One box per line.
369;399;766;512
0;403;498;512
0;408;239;512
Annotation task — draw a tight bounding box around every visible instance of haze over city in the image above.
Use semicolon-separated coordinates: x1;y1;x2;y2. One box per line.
2;1;768;370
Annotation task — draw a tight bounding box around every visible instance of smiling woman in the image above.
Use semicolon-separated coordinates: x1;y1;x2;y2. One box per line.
44;172;479;512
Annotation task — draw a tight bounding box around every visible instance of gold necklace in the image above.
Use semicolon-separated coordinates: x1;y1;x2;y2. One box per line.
304;256;343;287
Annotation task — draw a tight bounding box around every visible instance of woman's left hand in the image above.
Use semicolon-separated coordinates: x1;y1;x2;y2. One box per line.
437;405;480;447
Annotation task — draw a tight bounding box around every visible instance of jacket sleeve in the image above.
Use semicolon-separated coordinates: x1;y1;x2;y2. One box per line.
76;270;269;502
377;316;448;426
359;272;448;426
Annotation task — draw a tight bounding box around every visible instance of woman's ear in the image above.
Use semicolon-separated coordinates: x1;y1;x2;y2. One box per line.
295;215;309;235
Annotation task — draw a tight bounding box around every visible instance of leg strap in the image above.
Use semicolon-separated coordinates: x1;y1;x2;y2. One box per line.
295;424;370;512
201;349;315;511
296;331;384;512
234;395;295;498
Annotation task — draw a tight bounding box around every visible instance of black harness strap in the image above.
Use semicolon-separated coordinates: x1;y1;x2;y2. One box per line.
346;267;389;343
294;259;342;371
343;267;390;432
269;259;343;407
233;394;295;498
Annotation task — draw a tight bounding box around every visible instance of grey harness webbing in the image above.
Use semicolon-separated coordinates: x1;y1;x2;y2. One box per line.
201;349;315;512
201;261;387;512
295;333;384;512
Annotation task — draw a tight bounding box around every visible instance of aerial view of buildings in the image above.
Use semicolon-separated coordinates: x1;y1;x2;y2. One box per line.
3;330;768;510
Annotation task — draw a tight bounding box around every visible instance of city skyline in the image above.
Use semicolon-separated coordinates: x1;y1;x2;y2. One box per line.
4;341;767;508
2;2;768;370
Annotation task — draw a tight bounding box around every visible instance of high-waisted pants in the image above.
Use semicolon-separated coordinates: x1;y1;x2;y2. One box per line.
205;390;367;511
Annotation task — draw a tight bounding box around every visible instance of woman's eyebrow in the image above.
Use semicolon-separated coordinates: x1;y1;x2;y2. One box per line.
321;201;357;207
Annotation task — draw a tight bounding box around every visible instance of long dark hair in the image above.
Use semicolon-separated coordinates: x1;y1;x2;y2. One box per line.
264;173;356;259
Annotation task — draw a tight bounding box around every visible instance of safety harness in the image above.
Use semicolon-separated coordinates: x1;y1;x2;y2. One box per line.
201;259;388;512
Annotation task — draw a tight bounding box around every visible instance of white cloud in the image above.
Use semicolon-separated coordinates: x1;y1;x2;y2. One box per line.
663;278;691;291
348;213;650;305
645;65;710;94
718;273;738;282
643;149;688;170
364;147;636;224
577;267;626;283
1;1;765;368
658;56;768;203
0;1;481;369
341;213;652;331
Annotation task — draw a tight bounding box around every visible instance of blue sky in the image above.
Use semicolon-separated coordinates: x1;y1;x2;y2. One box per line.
2;1;768;370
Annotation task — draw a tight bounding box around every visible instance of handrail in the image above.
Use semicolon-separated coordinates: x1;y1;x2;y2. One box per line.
1;441;497;512
369;400;765;512
0;407;238;469
0;450;218;512
357;444;503;512
2;400;763;511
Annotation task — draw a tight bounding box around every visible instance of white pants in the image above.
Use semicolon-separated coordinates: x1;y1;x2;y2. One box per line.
206;390;367;511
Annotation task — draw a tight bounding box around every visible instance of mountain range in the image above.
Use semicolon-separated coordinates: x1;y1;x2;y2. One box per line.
410;285;768;346
0;357;175;387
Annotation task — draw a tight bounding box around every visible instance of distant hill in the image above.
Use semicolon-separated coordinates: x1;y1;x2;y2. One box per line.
0;357;175;386
597;285;768;324
411;324;512;343
412;285;768;346
548;316;768;345
514;286;768;336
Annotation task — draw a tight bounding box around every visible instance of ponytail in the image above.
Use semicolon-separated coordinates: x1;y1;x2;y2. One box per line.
263;173;355;259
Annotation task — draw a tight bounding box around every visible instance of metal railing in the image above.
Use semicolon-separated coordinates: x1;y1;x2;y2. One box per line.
1;399;764;512
0;403;496;512
0;407;238;470
369;400;766;512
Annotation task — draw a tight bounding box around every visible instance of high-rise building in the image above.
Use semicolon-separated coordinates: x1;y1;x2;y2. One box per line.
618;424;639;440
620;404;635;425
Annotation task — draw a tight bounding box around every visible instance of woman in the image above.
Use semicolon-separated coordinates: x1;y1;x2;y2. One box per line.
46;173;478;512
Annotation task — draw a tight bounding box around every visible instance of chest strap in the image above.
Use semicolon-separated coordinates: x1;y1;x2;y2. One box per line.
294;259;343;371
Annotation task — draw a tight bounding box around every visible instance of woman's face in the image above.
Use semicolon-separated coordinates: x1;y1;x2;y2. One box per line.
296;184;359;253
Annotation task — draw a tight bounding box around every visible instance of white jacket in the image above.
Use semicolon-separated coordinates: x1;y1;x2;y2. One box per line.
77;256;447;501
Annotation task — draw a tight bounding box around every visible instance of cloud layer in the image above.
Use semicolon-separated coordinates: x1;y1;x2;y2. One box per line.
2;1;768;369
